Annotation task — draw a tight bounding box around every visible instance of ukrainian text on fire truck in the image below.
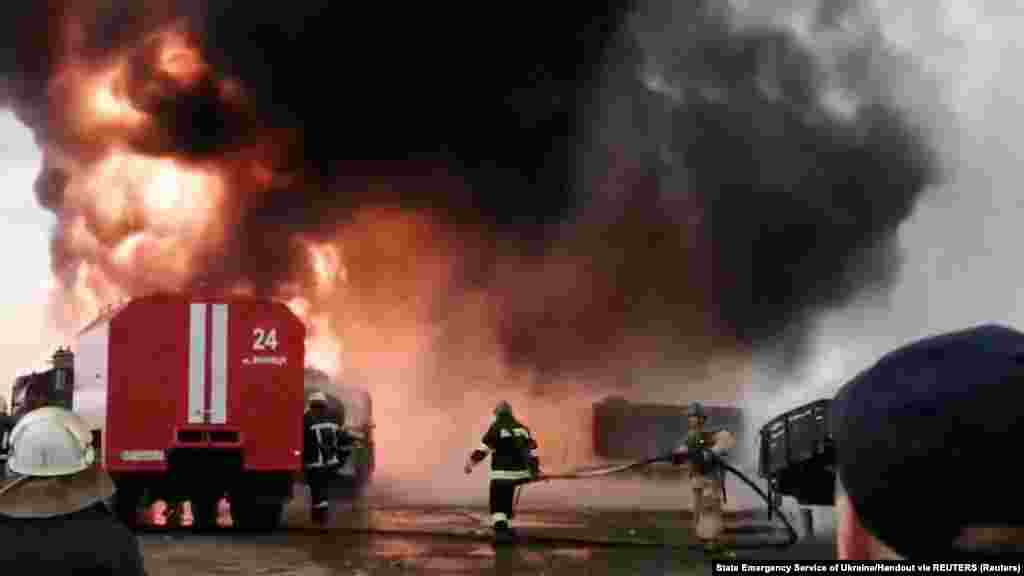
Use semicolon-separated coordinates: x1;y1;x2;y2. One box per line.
712;563;1022;575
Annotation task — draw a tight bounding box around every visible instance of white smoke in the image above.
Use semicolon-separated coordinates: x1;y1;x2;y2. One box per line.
734;3;1024;538
0;110;60;405
742;0;1020;431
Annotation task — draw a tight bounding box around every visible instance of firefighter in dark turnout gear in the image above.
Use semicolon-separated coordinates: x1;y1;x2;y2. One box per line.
303;391;355;526
464;401;539;534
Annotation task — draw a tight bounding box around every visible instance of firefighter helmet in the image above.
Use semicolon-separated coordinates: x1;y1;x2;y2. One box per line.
309;391;328;405
0;407;115;518
6;406;95;476
494;400;512;416
688;402;706;420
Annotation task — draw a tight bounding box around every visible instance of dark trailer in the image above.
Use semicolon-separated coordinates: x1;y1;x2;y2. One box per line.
758;398;835;508
593;396;744;461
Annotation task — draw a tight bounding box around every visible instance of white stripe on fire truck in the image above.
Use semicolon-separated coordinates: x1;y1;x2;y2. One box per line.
188;303;207;424
210;303;229;424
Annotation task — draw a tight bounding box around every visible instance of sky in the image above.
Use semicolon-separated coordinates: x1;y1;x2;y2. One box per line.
0;110;56;410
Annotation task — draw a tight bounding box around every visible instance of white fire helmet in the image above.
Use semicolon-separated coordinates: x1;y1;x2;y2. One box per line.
6;407;96;476
0;407;115;518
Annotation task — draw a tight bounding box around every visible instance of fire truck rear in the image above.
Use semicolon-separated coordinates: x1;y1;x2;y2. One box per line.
73;293;306;530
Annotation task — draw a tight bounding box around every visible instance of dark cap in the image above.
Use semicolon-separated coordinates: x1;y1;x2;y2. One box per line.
832;324;1024;558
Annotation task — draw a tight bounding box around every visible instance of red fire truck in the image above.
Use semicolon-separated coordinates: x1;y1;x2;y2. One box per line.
73;293;306;530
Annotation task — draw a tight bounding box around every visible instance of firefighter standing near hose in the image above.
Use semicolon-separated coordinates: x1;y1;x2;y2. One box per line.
464;401;540;537
303;391;354;526
671;402;736;558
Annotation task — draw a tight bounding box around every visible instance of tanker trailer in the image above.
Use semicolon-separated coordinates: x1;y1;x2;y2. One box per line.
73;293;306;530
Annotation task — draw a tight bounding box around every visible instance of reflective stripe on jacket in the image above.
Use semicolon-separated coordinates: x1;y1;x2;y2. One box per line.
472;414;537;480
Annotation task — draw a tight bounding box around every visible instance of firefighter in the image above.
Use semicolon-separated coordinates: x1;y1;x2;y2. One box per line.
671;401;736;557
464;400;540;537
0;407;146;573
303;391;354;526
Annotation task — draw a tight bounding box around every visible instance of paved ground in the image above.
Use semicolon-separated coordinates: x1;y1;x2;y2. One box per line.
141;529;703;575
137;487;836;575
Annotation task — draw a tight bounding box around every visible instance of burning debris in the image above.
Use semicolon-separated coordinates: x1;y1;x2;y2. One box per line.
0;1;941;483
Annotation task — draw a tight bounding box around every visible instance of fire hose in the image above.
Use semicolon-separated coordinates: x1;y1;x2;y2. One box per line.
516;450;799;549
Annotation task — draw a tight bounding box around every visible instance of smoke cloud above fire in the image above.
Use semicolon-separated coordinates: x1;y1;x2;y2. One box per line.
2;0;943;499
742;1;1024;449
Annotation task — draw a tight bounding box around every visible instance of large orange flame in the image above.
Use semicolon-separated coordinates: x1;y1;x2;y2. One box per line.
44;23;609;491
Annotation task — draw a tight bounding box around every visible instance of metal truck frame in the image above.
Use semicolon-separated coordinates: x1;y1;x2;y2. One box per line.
758;398;836;508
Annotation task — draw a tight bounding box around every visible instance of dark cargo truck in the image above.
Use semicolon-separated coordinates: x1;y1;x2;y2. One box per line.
758;398;835;507
592;396;744;479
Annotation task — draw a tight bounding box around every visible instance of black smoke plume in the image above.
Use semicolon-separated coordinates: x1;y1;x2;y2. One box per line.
5;0;941;381
493;0;941;375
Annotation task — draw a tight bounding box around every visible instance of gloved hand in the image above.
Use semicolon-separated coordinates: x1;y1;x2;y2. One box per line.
671;451;689;466
689;449;708;470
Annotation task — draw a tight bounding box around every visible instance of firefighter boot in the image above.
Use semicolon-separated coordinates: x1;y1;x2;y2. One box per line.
703;540;736;560
216;497;234;528
178;500;194;528
312;501;329;527
492;521;517;544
